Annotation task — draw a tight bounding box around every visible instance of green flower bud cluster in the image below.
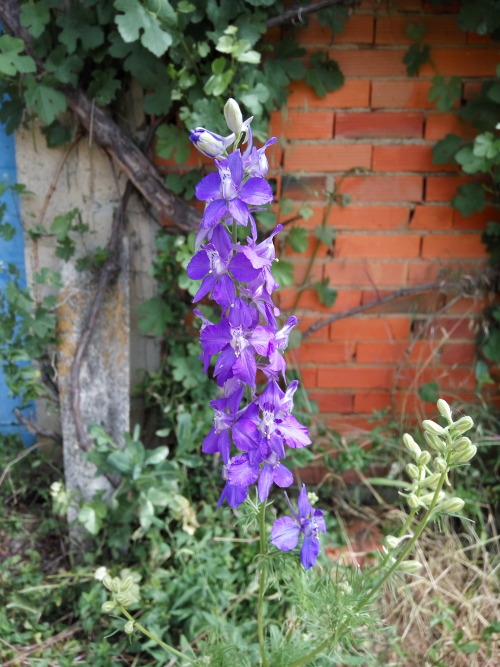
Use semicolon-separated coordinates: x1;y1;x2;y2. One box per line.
101;574;136;613
400;399;476;517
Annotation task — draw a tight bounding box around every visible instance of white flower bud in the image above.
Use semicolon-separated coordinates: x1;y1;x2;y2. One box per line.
424;431;446;452
94;566;108;581
224;98;244;134
115;593;134;607
102;575;115;592
385;535;409;549
407;493;421;508
452;436;472;452
450;415;474;436
434;497;465;515
406;463;420;479
433;456;448;473
124;620;135;635
450;445;477;465
101;600;116;613
417;451;431;466
398;559;422;573
420;472;441;488
422;420;447;437
403;433;421;459
121;576;134;593
420;490;445;506
437;398;453;423
189;127;234;158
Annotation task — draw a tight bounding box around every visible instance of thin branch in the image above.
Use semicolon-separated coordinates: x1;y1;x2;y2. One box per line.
2;626;81;667
13;408;62;444
266;0;360;29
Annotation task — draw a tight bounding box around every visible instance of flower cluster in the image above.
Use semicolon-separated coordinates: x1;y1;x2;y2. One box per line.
189;99;325;567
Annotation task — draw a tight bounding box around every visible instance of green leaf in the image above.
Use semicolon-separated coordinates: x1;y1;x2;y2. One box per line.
287;227;308;253
473;131;499;159
317;5;350;33
271;260;294;287
144;446;169;466
314;278;337;307
306;52;344;98
178;0;196;11
474;360;493;387
455;146;487;174
403;43;431;77
0;35;36;76
41;120;72;148
418;381;440;403
314;225;336;246
452;182;486;217
114;0;173;57
107;450;133;475
20;1;51;38
428;75;461;111
432;134;462;165
88;68;122;106
156;124;191;164
50;209;78;241
406;21;426;41
24;76;67;125
138;297;174;336
482;329;500;361
57;9;105;54
239;82;270;115
78;502;106;535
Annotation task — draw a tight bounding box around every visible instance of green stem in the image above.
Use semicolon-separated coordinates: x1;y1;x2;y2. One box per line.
119;606;199;666
257;502;269;667
287;475;447;667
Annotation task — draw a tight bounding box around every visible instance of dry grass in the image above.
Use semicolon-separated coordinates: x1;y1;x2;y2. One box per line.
377;527;500;667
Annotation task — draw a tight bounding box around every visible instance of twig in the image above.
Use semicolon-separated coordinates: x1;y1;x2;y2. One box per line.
0;441;40;489
2;626;81;666
13;408;62;444
266;0;360;29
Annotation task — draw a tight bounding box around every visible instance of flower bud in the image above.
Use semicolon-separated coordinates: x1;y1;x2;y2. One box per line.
403;433;421;459
189;127;233;158
424;431;445;453
434;497;465;515
94;566;108;581
452;436;472;453
417;451;431;466
450;416;474;436
450;444;477;465
420;472;441;488
406;463;420;479
398;559;422;573
224;98;243;134
102;575;115;592
124;620;135;635
101;600;116;613
385;535;409;549
407;493;421;509
115;593;134;607
121;576;134;593
422;420;447;437
420;491;445;506
437;398;453;423
433;456;448;473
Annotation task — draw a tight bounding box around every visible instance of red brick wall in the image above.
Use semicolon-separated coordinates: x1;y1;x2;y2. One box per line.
269;0;498;431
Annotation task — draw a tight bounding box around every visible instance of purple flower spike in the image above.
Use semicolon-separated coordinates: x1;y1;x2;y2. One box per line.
271;485;326;569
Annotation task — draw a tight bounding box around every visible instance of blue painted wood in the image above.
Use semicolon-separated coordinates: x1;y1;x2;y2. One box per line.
0;120;36;445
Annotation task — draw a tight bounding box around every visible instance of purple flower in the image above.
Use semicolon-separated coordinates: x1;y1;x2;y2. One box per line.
218;461;249;508
230;225;282;296
189;127;236;158
202;383;244;463
271;485;326;569
195;151;273;232
242;124;277;178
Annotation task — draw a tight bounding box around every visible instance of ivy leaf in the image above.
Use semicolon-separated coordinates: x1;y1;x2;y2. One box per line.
314;278;337;307
314;225;336;246
452;182;486;217
271;260;294;287
203;57;234;97
482;221;500;265
20;1;51;38
114;0;173;57
418;381;440;403
432;134;462;165
0;35;36;76
306;51;344;98
239;82;270;115
156;124;191;164
406;21;426;41
482;329;500;362
88;68;122;106
24;75;67;125
428;75;461;111
473;131;499;159
403;43;431;77
41;120;72;148
287;227;308;253
45;46;83;86
317;5;350;33
474;360;494;388
57;9;105;54
455;146;489;174
78;502;107;535
138;297;174;336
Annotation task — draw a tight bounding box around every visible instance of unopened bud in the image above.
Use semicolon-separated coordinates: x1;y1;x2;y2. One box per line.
124;620;135;635
101;600;116;613
450;416;474;436
406;463;420;479
450;445;477;465
452;436;472;453
102;575;115;592
403;433;421;459
398;559;422;573
420;472;441;488
424;431;445;453
115;593;134;607
437;399;453;423
422;420;447;437
189;127;233;158
434;497;465;515
420;490;445;506
385;535;409;549
417;451;431;466
407;493;421;509
121;576;134;593
224;98;243;134
433;456;448;473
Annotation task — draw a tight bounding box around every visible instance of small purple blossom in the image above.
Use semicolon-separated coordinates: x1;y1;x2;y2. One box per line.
271;485;326;569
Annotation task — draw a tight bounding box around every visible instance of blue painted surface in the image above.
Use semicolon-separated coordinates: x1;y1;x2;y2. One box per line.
0;121;36;446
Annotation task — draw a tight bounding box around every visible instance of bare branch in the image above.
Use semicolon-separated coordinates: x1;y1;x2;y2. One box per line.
266;0;360;29
13;408;62;444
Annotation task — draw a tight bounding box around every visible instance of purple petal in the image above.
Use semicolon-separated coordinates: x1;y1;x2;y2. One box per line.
227;453;259;487
228;198;249;226
274;463;294;488
203;199;228;228
271;516;300;551
240;178;273;205
202;428;230;464
229;252;261;283
233;348;257;386
300;536;320;569
232;418;260;451
226;150;243;186
186;250;210;280
298;484;312;519
196;172;221;201
211;224;232;259
249;325;273;356
214;346;236;384
192;273;217;303
277;415;311;449
218;482;248;508
258;464;274;502
312;509;327;534
201;321;231;355
212;274;236;308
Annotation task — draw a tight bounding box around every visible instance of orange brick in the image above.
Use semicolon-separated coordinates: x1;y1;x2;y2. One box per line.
317;366;393;389
284;143;372;171
397;366;476;390
272;110;335;140
330;316;411;340
295;316;329;339
287;80;371;109
425;113;476;141
421;233;488;258
371;80;434;109
279;287;362;313
421;48;499;77
375;16;465;45
298;341;356;364
357;341;408;363
335;233;420;258
300;367;317;389
296;15;374;45
412;316;481;340
289;258;323;283
373;145;458;173
425;176;472;202
409;205;454;229
308;391;354;413
336;112;424;138
278;204;325;228
360;289;443;313
452;206;496;230
330;49;408;77
462;81;483;100
407;259;443;283
441;342;476;365
281;174;327;199
323;259;408;287
444;294;489;315
354;391;391;413
466;32;497;45
342;175;423;203
328;205;410;230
